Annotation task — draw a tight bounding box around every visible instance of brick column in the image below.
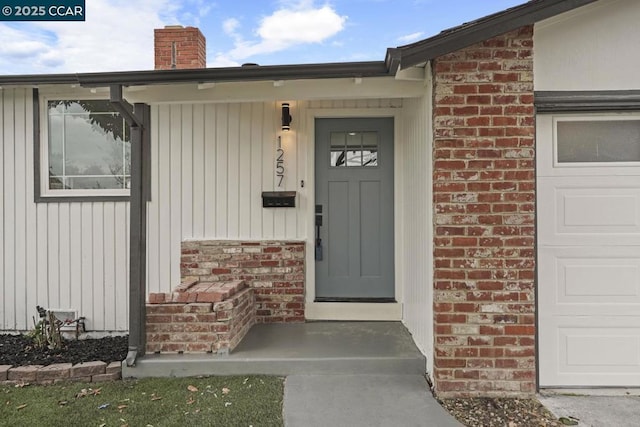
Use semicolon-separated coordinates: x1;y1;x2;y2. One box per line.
432;26;536;397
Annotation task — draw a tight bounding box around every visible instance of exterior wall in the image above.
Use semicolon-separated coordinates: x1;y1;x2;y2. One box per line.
534;0;640;91
399;83;434;371
146;99;403;298
0;88;130;332
146;101;305;295
432;27;536;397
0;92;406;333
180;240;305;323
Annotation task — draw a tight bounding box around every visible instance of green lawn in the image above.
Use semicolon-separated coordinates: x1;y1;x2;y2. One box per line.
0;376;284;427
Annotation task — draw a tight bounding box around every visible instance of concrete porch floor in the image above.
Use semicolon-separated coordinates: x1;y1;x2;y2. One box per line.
122;322;426;378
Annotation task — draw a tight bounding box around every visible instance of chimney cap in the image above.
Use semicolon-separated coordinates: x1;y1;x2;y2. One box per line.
163;25;184;29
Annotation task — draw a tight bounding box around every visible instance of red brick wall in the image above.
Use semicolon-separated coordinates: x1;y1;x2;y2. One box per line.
432;26;536;397
180;241;305;323
154;26;206;70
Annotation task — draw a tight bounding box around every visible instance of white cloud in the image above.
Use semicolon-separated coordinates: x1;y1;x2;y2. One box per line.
397;31;425;43
0;0;345;73
211;1;347;66
0;26;50;59
210;53;241;68
0;0;198;74
223;18;240;35
258;6;346;44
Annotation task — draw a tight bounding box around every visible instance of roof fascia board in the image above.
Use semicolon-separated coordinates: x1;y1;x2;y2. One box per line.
78;61;389;87
385;48;402;75
398;0;599;69
0;61;389;88
0;73;78;86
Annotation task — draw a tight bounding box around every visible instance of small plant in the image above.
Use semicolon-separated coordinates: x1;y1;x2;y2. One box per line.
27;307;87;349
27;306;63;350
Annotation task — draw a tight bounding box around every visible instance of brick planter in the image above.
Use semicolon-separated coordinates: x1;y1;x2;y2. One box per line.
146;280;256;354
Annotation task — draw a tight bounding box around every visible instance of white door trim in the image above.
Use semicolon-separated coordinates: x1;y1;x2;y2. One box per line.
305;108;403;321
306;302;402;321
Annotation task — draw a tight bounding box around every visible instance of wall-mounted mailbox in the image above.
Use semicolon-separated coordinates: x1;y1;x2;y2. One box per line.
262;191;296;208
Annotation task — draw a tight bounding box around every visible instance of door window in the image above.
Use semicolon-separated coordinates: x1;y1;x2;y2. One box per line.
330;131;378;167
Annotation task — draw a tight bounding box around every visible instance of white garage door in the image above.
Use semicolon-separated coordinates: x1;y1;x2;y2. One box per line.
538;113;640;387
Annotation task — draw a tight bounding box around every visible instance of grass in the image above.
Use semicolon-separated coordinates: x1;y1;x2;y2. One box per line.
0;376;284;427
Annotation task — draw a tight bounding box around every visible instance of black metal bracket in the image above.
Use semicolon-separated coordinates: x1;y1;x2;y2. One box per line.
109;84;143;127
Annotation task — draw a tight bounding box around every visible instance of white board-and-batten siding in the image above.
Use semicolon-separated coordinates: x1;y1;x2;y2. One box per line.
1;91;432;345
0;88;130;332
397;84;433;372
146;98;404;294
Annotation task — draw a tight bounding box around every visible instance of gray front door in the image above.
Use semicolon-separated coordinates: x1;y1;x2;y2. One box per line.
315;117;395;301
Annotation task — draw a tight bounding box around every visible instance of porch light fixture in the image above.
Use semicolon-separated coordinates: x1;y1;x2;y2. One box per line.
282;103;292;131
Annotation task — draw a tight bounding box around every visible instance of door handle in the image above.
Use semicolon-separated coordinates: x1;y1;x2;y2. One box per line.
315;207;323;261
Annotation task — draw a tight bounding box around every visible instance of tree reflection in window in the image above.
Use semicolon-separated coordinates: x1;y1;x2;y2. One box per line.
330;131;378;167
48;100;130;190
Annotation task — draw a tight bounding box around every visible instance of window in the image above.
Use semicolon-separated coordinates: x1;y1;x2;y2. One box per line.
556;117;640;163
329;131;378;167
42;99;130;198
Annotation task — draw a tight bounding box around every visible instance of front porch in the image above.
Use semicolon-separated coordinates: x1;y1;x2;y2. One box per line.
122;322;426;378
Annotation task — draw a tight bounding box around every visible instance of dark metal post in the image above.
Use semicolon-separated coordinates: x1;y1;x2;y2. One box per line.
135;103;150;355
110;85;149;366
127;121;143;365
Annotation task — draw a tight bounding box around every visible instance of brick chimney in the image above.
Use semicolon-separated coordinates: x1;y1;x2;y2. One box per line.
154;25;206;70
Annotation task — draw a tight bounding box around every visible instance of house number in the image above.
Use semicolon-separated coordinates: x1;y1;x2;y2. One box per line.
276;147;285;187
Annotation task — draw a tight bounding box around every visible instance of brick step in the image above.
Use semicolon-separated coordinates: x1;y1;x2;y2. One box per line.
148;280;246;304
146;285;256;355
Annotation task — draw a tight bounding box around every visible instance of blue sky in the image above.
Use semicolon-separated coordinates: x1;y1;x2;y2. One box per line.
0;0;524;75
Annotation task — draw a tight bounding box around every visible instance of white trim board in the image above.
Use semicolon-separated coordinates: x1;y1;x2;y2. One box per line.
305;302;402;321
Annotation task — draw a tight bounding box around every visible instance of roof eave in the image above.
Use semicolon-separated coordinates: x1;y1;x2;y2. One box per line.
0;73;79;86
0;61;391;88
397;0;599;69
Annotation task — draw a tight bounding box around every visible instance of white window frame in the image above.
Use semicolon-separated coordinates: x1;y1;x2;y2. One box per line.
39;93;131;198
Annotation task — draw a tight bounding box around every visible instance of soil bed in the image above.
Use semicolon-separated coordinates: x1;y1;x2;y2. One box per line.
0;334;127;367
439;397;563;427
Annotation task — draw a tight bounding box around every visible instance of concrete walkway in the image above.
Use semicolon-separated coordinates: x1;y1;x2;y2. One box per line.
540;392;640;427
283;374;462;427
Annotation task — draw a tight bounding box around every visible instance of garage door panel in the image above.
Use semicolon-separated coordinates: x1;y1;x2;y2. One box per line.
539;247;640;314
538;177;640;246
565;334;639;367
538;113;640;387
540;320;640;386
